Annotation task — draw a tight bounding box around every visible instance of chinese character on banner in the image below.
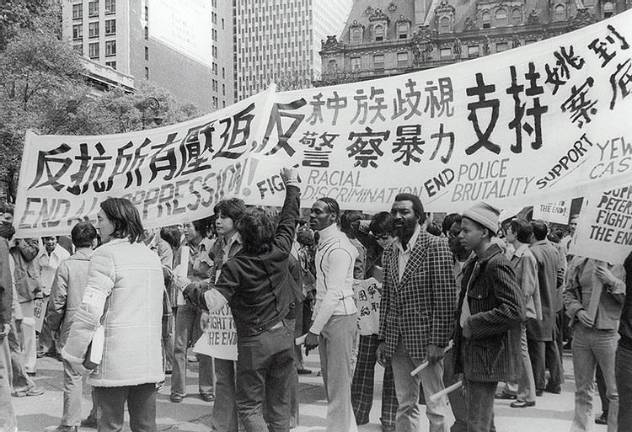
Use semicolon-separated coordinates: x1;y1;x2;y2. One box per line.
424;78;454;118
108;139;152;189
175;123;214;177
588;24;629;67
67;142;113;195
429;123;455;164
465;73;500;155
505;62;549;153
391;78;422;120
326;91;347;126
29;144;72;191
368;87;388;123
392;125;425;166
544;46;585;95
307;93;325;125
214;103;255;159
347;127;390;168
149;133;179;182
609;58;632;109
300;132;338;168
351;88;368;125
256;99;307;156
561;77;598;128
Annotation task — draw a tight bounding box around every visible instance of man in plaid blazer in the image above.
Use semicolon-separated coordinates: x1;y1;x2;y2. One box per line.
377;193;457;432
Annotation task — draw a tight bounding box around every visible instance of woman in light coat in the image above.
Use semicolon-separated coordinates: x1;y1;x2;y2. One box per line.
62;198;164;432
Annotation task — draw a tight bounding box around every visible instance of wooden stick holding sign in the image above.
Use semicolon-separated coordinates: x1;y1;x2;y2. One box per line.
430;380;463;403
410;340;454;376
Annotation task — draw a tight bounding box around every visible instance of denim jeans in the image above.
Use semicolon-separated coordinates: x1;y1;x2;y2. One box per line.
616;343;632;431
464;380;496;432
171;304;213;397
391;338;450;432
61;359;84;426
213;358;238;432
570;324;618;432
95;383;157;432
0;337;17;432
235;323;295;432
319;314;358;432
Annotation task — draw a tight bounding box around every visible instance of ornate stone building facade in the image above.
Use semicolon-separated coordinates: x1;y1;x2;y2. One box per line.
317;0;630;85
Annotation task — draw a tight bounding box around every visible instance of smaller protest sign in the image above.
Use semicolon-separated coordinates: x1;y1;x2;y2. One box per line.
193;303;238;361
33;297;49;333
353;277;382;336
532;200;571;224
569;185;632;264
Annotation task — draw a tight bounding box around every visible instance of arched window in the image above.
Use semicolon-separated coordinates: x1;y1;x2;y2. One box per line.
374;24;385;41
511;8;522;25
495;8;508;26
439;16;451;33
327;59;337;73
351;27;362;44
397;22;409;39
603;1;614;17
554;4;565;21
482;11;491;28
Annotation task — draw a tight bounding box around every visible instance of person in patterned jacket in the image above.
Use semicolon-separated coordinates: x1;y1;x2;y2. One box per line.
376;193;457;432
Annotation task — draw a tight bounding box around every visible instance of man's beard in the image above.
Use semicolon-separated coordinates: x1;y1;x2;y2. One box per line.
394;220;415;240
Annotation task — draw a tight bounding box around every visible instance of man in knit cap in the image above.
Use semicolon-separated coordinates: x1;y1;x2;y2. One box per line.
454;202;525;432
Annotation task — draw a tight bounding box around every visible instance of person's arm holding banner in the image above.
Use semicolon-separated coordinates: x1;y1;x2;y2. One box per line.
595;263;626;304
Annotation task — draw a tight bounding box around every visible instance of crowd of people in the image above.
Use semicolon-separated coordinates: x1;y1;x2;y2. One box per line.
0;168;631;432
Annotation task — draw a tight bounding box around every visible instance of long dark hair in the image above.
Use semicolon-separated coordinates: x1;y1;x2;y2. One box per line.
100;198;145;243
237;208;275;254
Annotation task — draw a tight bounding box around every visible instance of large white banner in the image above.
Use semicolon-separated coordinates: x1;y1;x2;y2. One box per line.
13;11;632;237
243;11;632;212
14;91;273;237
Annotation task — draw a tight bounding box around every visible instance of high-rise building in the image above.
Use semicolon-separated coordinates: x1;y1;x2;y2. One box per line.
232;0;352;101
61;0;234;110
318;0;630;85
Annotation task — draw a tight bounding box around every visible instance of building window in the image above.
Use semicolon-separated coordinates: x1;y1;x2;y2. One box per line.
105;19;116;35
89;22;99;38
145;67;149;79
222;101;226;108
222;18;225;29
351;27;362;44
144;46;149;60
495;8;508;26
351;56;361;71
603;1;614;17
105;40;116;56
145;26;148;40
440;48;452;58
553;4;566;21
145;6;149;21
482;11;491;28
222;67;225;78
468;45;479;57
439;16;450;33
511;8;522;25
327;59;337;73
88;42;99;59
496;42;508;52
584;0;595;6
88;1;99;17
105;60;116;69
72;3;83;20
397;52;408;67
222;84;225;96
72;24;83;40
373;54;384;70
105;0;115;15
397;22;409;39
73;44;83;55
374;24;385;42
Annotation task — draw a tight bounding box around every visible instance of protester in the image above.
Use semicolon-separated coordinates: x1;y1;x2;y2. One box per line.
304;197;359;432
38;235;70;358
616;251;632;431
184;167;300;431
376;193;457;432
496;219;541;408
454;202;525;432
159;225;182;375
341;210;367;279
62;197;165;432
170;217;216;403
351;211;398;432
564;256;624;432
0;203;17;432
46;222;98;432
528;220;564;396
295;227;316;375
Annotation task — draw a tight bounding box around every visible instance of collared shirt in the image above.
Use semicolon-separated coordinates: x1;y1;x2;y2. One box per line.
38;244;70;296
394;223;421;281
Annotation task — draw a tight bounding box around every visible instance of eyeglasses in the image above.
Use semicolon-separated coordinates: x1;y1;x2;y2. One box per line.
371;233;390;241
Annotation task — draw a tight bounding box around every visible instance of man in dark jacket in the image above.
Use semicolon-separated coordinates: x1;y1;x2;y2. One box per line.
185;168;300;432
455;202;525;432
616;251;632;431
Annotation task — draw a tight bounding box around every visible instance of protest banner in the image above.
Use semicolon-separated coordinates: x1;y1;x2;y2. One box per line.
14;90;274;237
532;200;571;224
193;303;238;361
241;11;632;212
569;184;632;264
353;277;382;336
13;12;632;236
33;297;48;333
